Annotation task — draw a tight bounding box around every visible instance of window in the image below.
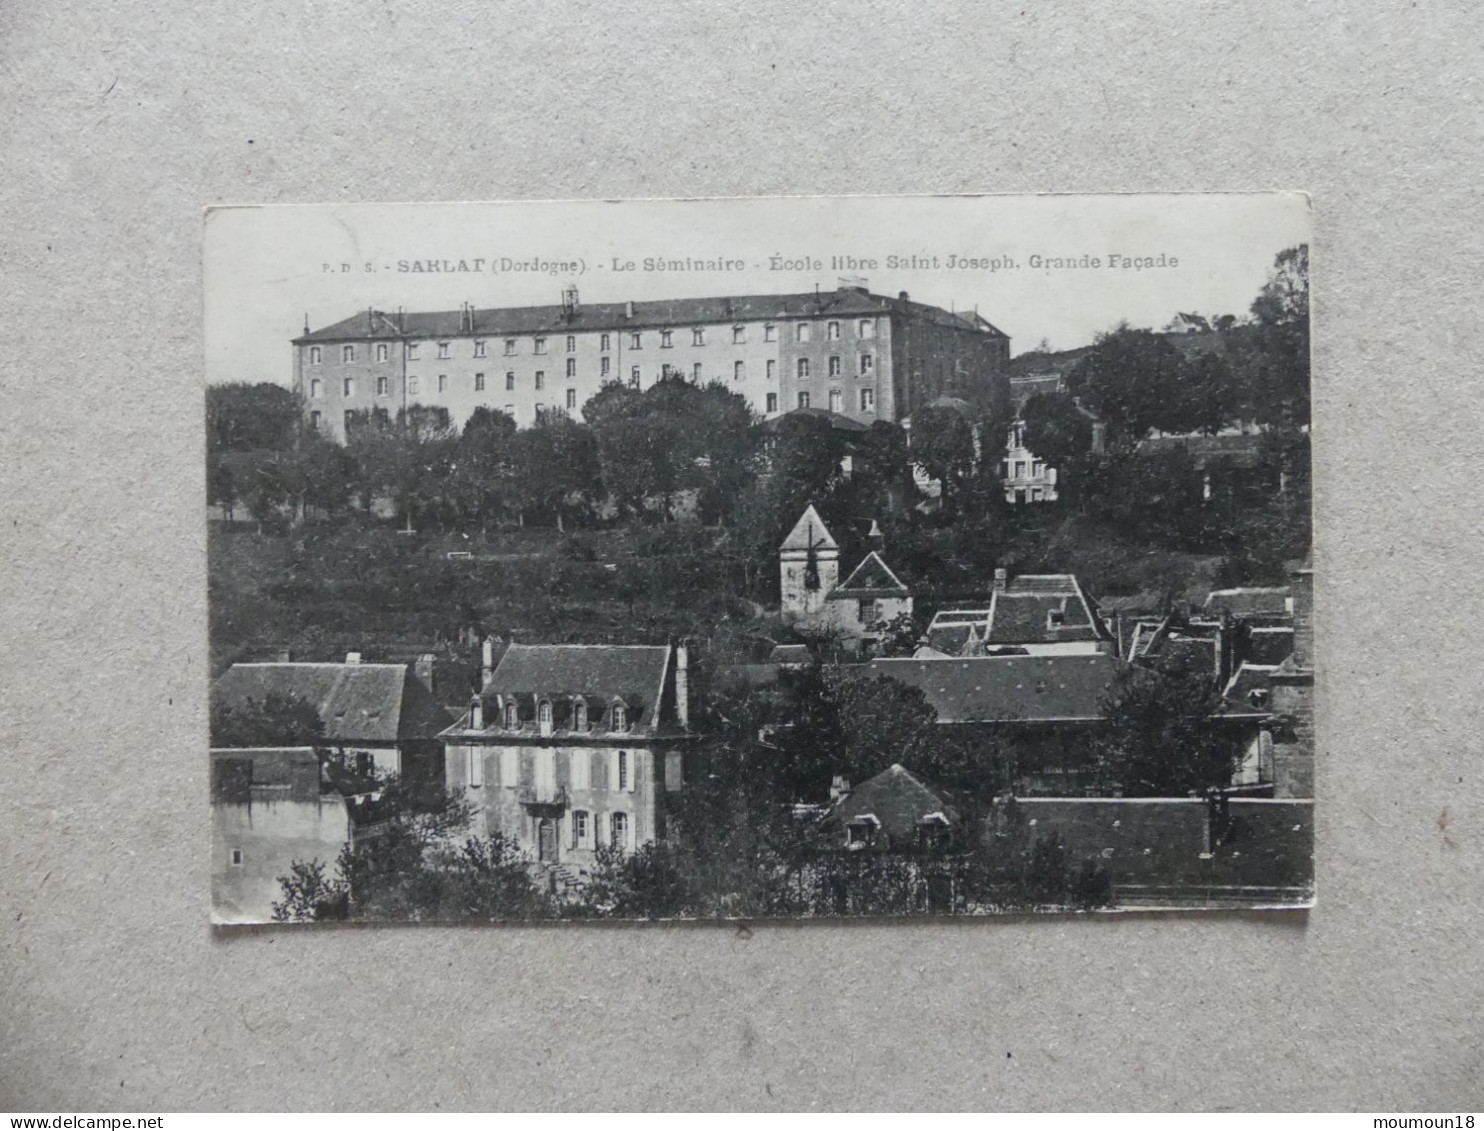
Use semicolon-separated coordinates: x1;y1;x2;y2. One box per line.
566;388;577;410
500;747;517;787
732;325;745;344
612;703;627;732
692;328;705;346
661;363;678;381
566;335;576;353
858;598;878;624
505;404;516;418
611;810;629;849
859;352;874;375
376;375;388;396
629;332;642;349
846;817;878;847
308;346;322;365
828;355;841;378
376;343;389;362
859;388;875;413
230;848;243;866
504;702;518;729
797;391;810;409
565;357;576;379
828;389;842;413
600;333;611;351
797;358;810;379
1047;609;1065;628
474;372;485;392
309;377;323;399
343;377;355;397
573;700;588;731
506;372;515;391
764;324;777;342
766;359;776;381
534;337;547;355
474;340;487;357
693;362;703;382
661;329;673;348
574;810;590;848
766;393;778;413
538;699;553;735
734;360;745;381
437;374;447;393
343;409;355;432
859;319;875;339
504;339;517;355
437;342;449;359
827;320;840;340
1030;487;1044;501
407;343;419;360
534;372;544;391
617;750;629;791
1032;460;1045;477
796;323;811;343
342;344;355;363
1014;460;1026;478
468;748;483;788
310;410;322;431
600;356;611;376
407;376;419;395
629;367;641;388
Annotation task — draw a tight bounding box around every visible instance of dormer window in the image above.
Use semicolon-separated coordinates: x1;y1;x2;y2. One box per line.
611;703;628;732
845;815;879;848
538;699;553;736
916;814;951;852
573;700;588;731
503;702;519;729
1248;689;1270;709
1047;609;1066;629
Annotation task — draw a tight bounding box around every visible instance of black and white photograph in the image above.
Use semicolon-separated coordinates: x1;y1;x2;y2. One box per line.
204;194;1313;925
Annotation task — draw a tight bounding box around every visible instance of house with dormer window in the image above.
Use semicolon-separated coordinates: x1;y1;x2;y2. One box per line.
440;643;693;887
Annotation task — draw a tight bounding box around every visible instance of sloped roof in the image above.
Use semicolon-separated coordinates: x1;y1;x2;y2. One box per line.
1246;626;1296;666
1224;662;1281;704
476;644;671;734
989;575;1108;645
831;551;909;597
298;288;1009;344
211;663;449;743
869;654;1125;723
1204;587;1292;618
779;504;838;552
758;406;871;434
767;644;813;665
820;764;963;844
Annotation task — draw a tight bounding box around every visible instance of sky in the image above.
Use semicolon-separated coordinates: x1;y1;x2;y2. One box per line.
204;193;1311;387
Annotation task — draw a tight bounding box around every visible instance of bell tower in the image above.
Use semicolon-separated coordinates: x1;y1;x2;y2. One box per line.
779;504;839;618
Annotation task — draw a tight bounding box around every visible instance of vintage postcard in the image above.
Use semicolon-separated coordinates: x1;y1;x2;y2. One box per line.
204;194;1314;924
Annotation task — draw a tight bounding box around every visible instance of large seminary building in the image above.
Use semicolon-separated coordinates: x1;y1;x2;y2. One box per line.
293;283;1010;441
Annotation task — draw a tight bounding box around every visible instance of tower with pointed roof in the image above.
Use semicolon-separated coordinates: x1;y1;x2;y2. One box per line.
779;504;839;618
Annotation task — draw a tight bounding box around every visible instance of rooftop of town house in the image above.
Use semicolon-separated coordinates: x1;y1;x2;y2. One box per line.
1203;587;1293;618
818;763;963;846
211;662;452;745
296;286;1010;344
828;551;910;599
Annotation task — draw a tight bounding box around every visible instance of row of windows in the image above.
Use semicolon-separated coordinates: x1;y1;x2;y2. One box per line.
1003;459;1048;479
466;746;635;792
795;388;876;413
304;320;880;366
311;353;875;401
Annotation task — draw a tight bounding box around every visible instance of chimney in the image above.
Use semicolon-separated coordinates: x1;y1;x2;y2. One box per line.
414;653;436;694
345;651;362;665
830;775;851;803
625;300;636;319
993;567;1008;592
468;695;484;730
868;518;884;549
366;308;375;332
1091;420;1107;454
480;635;496;687
275;648;292;663
674;644;690;731
303;313;310;335
898;291;909;302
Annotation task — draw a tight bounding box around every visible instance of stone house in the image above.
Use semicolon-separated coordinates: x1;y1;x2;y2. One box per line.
440;643;693;888
778;504;913;652
920;569;1115;659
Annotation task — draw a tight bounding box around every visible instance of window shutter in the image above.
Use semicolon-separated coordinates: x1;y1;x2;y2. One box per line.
609;749;620;793
468;747;483;788
593;811;605;849
627;750;638;794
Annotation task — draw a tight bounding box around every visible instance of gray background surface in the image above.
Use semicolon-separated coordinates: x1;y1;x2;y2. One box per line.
1;0;1480;1112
